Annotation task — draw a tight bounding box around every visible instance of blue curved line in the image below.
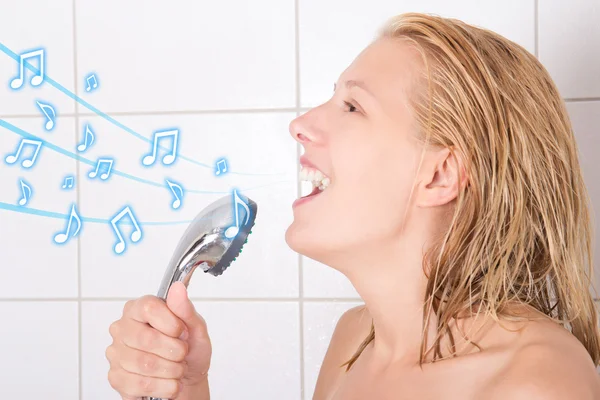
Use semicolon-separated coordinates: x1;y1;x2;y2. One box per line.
0;119;294;194
0;42;287;177
0;201;194;225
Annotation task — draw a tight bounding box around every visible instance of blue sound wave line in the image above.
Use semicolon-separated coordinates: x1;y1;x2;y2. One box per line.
0;42;285;177
0;201;193;226
0;119;293;194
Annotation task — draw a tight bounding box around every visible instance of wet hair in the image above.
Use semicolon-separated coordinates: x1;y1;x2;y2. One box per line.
342;12;600;370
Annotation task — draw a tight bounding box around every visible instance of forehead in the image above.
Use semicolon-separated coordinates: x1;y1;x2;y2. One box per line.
341;37;421;113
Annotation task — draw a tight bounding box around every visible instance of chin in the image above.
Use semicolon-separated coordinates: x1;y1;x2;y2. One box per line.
284;219;329;261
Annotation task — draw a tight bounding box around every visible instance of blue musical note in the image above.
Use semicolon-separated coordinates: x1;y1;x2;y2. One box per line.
85;73;98;92
35;100;56;131
165;179;184;210
5;138;42;168
77;124;95;152
10;48;45;90
88;158;113;180
215;158;228;176
17;179;32;206
142;129;179;167
53;203;82;244
224;189;251;239
109;206;142;255
62;175;74;190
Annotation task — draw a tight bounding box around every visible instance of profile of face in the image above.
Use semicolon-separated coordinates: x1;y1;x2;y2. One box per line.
285;37;461;270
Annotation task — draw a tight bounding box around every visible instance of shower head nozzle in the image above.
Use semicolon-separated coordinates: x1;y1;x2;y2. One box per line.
154;190;257;300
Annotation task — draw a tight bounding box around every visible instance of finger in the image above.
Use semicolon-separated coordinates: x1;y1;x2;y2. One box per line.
108;367;182;400
127;295;187;339
119;318;189;362
117;344;187;380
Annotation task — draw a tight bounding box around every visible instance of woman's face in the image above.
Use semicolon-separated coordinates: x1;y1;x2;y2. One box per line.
285;37;428;265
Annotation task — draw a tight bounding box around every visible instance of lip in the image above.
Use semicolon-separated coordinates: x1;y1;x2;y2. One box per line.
299;155;326;175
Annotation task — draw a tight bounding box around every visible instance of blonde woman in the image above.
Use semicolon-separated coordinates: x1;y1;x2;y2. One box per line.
106;13;600;399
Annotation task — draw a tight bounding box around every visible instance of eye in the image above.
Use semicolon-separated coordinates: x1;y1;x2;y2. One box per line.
343;101;358;113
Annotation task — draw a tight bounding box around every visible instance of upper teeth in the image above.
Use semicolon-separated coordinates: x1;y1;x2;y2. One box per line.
299;166;331;190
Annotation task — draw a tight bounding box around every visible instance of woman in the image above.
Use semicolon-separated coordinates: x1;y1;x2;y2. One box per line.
105;13;600;399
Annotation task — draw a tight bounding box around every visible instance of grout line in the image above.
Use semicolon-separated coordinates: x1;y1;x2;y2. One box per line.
534;0;539;58
71;0;83;398
0;297;364;302
294;0;306;399
2;97;600;122
564;97;600;103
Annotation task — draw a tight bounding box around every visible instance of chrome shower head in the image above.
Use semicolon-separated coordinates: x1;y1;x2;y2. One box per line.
155;189;257;300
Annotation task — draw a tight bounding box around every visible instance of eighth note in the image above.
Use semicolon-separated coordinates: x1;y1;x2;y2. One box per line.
10;48;45;89
88;158;114;180
5;138;42;169
53;203;82;245
215;158;228;176
224;189;251;239
110;206;143;255
35;100;56;131
142;129;179;167
17;179;32;206
77;124;95;152
165;179;184;210
62;176;75;190
85;73;98;92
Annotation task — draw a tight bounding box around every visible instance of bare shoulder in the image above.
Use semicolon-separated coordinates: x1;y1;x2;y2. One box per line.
487;319;600;399
312;305;373;400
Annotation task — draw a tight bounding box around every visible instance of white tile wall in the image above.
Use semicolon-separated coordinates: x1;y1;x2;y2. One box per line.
0;1;598;399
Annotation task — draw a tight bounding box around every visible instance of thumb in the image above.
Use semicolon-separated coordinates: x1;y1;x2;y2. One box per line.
166;281;205;334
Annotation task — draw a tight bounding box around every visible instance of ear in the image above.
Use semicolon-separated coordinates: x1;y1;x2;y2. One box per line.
417;147;469;208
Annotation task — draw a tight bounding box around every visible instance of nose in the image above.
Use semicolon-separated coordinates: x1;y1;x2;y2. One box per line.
289;113;316;144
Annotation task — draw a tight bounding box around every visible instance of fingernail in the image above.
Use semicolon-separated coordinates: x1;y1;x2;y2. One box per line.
179;328;188;340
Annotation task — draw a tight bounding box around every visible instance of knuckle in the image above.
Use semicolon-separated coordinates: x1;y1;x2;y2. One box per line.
175;362;187;379
105;345;115;362
107;368;121;390
123;299;135;315
142;297;161;318
108;321;120;338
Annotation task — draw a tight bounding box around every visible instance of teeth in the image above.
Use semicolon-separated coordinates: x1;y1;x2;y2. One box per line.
299;166;331;191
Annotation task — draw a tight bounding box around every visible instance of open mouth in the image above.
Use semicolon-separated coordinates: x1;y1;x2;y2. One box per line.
299;166;330;199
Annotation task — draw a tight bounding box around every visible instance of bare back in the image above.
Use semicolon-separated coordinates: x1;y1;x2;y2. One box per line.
313;305;600;400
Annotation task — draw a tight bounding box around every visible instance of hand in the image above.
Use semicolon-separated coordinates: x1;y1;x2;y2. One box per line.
106;282;212;399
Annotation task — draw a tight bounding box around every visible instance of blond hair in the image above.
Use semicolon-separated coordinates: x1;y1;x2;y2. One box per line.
342;12;600;370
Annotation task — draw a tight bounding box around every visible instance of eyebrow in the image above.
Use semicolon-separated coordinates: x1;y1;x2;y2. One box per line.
333;79;376;98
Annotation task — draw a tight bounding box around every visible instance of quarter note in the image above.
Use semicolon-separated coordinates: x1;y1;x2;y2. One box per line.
53;203;82;244
110;206;142;255
142;129;179;166
88;158;113;180
17;179;32;206
35;100;56;131
85;74;98;92
215;158;228;176
5;138;43;168
224;189;251;239
77;124;95;152
10;48;45;89
165;179;184;210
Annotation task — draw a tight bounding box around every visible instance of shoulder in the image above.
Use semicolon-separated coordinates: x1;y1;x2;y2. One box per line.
487;320;600;399
312;305;372;399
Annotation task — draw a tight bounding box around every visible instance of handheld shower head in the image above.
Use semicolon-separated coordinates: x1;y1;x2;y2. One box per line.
143;190;257;400
156;189;257;300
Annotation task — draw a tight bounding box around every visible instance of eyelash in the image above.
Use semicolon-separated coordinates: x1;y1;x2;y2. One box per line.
343;101;358;113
